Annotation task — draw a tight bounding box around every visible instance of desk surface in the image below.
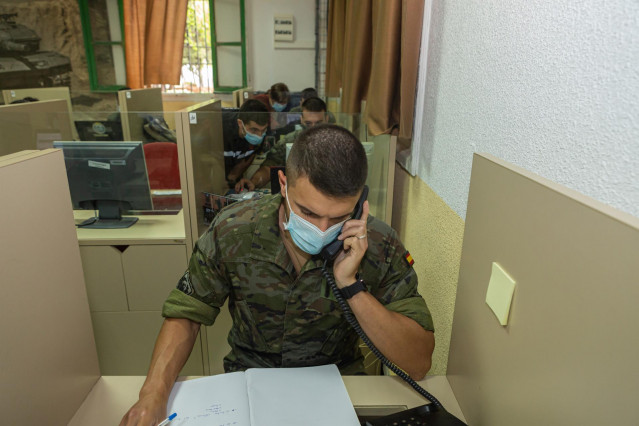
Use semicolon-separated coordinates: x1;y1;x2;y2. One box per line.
69;375;466;425
74;210;187;245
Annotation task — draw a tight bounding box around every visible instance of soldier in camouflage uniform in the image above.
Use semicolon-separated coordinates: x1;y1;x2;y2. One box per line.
234;96;330;192
121;124;435;426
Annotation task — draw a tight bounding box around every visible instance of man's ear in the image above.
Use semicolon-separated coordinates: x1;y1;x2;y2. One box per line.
237;119;244;136
278;170;287;198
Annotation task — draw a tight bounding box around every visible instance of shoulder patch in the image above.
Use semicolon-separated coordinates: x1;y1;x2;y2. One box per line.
177;271;195;296
404;251;415;267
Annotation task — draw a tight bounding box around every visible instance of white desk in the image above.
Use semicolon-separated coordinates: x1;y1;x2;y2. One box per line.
69;375;466;425
74;209;187;245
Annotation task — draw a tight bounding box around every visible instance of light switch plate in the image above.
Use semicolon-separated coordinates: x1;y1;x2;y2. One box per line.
486;262;516;325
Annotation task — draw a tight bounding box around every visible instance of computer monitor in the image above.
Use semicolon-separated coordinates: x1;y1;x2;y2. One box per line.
53;141;153;229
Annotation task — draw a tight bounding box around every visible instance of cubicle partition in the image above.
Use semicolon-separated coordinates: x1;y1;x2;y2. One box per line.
447;153;639;425
364;132;396;225
0;99;73;156
176;99;227;244
2;86;71;107
117;87;164;141
0;149;100;425
162;92;215;129
232;86;253;107
174;99;232;374
2;86;78;139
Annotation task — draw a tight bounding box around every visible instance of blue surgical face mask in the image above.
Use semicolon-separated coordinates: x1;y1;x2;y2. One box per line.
241;122;265;146
272;102;286;112
283;184;348;255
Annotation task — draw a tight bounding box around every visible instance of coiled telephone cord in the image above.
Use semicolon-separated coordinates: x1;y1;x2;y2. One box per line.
321;261;444;410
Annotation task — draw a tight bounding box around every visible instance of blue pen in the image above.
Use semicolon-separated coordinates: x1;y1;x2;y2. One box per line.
158;412;177;426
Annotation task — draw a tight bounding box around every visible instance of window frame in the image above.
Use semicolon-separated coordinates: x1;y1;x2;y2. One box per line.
209;0;248;93
78;0;127;92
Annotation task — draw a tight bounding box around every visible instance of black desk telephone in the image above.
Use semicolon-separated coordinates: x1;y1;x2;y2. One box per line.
320;186;466;426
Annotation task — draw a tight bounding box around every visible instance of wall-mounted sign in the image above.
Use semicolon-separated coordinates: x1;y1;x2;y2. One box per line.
274;15;294;42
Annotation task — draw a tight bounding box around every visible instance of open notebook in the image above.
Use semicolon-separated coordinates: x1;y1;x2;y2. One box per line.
166;364;360;426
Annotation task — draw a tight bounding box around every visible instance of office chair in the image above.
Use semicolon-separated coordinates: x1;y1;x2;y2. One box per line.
143;142;181;189
143;142;181;210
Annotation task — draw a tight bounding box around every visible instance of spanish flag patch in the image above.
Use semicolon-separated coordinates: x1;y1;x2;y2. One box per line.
404;251;415;266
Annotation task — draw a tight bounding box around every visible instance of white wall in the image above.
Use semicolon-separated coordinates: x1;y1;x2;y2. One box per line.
416;0;639;219
245;0;316;92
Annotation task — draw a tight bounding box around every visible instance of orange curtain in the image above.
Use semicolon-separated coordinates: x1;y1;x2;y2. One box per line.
340;1;373;114
325;0;424;139
123;0;188;89
325;0;345;97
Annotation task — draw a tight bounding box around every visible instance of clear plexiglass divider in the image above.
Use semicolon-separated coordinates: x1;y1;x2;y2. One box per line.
178;108;394;239
0;103;395;238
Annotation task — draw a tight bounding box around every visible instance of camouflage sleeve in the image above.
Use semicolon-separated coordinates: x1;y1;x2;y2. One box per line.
383;278;434;333
367;230;434;333
162;233;230;326
260;140;287;168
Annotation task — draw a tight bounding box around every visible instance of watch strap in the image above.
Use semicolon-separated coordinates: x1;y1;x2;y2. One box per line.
340;278;367;299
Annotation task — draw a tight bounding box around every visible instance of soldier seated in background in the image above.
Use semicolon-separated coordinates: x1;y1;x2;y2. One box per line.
234;97;329;192
223;99;270;189
289;87;336;123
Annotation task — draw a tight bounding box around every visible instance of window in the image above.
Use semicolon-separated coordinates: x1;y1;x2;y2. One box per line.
79;0;246;93
78;0;127;92
163;0;247;94
210;0;247;92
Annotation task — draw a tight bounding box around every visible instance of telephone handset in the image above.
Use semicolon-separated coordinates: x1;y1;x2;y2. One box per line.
318;184;466;425
320;185;369;262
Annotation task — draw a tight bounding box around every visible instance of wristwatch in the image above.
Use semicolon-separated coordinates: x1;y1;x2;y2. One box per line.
340;277;367;299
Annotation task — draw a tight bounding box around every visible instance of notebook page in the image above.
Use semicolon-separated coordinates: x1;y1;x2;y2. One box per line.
166;372;250;426
246;364;360;426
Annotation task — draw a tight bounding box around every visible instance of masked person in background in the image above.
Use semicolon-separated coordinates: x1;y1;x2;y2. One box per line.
234;97;329;192
120;124;435;426
253;82;291;130
223;99;270;189
289;87;336;123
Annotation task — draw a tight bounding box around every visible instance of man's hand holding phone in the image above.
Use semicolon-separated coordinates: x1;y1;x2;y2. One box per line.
332;200;369;288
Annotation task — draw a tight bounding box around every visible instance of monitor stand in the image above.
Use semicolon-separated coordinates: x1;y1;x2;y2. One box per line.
77;200;139;229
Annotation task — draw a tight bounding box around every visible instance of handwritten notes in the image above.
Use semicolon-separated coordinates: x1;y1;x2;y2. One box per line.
167;372;250;426
165;365;359;426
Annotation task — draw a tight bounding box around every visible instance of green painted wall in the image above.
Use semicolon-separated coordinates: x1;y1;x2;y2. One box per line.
392;167;465;375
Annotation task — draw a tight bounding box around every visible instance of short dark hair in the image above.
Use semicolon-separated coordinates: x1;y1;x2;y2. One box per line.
301;87;318;100
301;97;327;113
286;124;367;198
238;99;269;127
268;82;290;104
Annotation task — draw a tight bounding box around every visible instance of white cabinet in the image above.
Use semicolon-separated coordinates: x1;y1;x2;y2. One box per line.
76;211;204;375
79;245;128;312
80;244;188;312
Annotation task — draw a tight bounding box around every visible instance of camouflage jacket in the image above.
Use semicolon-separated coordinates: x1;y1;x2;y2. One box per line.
163;194;433;374
260;128;302;169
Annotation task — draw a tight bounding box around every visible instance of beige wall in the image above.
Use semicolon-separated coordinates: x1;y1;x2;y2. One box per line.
392;167;464;375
